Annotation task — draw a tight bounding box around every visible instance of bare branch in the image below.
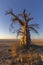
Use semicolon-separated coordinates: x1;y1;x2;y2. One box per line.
28;23;39;29
6;10;24;26
18;14;24;17
27;17;34;22
5;9;13;15
29;27;38;34
23;9;26;15
9;22;14;32
11;17;17;22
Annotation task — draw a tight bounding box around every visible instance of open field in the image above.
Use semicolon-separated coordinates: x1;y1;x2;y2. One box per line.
0;39;43;45
0;39;43;54
31;39;43;46
0;39;43;65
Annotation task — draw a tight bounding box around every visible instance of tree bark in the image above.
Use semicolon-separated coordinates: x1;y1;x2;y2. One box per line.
20;21;31;48
26;22;31;48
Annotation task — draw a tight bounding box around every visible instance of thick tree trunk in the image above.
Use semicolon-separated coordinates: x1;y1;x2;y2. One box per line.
26;28;31;48
20;22;31;48
26;23;31;48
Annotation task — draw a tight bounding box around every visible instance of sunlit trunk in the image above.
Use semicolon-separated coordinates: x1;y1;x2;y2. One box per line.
20;26;26;45
20;21;31;48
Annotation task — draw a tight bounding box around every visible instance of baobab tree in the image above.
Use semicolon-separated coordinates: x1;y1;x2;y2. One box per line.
6;9;39;48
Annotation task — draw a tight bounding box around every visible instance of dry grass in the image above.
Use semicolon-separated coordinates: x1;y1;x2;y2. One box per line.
31;39;43;46
0;39;43;65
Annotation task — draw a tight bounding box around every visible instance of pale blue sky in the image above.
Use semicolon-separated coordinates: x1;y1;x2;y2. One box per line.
0;0;43;39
